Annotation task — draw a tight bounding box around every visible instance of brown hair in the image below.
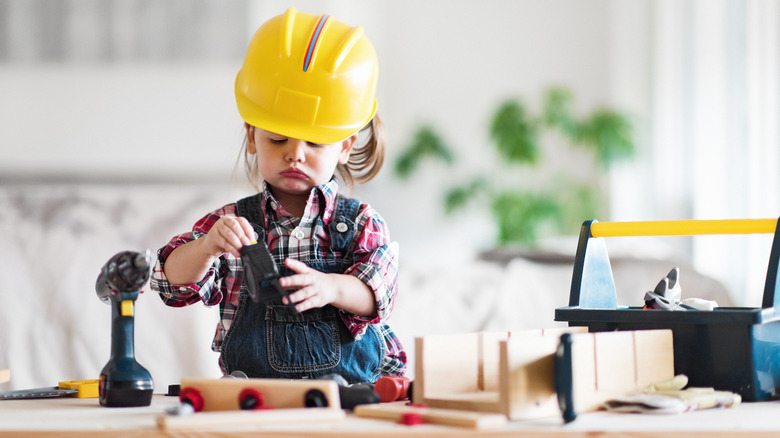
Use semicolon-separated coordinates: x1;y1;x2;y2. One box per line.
338;114;386;186
239;114;386;190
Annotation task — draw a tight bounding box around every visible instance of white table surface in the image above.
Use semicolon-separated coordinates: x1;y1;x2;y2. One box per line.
1;394;780;437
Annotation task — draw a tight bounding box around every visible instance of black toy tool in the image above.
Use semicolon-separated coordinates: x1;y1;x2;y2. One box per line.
95;250;154;407
242;240;297;311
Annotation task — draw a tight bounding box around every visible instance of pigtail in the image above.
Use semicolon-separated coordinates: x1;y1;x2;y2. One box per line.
240;129;262;191
339;114;386;185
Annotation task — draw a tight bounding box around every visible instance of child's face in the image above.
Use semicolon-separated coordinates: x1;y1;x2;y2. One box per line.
246;125;355;197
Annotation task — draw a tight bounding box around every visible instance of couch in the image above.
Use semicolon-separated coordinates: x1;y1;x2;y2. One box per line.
0;183;732;390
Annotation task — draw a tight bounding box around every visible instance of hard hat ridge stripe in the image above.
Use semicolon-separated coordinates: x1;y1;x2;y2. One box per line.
330;26;364;73
281;8;297;57
304;14;330;72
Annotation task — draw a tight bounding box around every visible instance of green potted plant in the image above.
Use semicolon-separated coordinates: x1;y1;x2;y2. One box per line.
393;87;636;247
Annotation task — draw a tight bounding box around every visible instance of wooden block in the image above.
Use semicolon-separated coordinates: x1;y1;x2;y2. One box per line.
157;407;345;431
540;326;588;337
415;328;591;416
594;331;635;393
498;327;592;420
0;370;9;384
479;332;509;391
633;329;675;388
419;391;501;413
353;402;507;429
570;332;598;412
178;378;340;411
568;329;675;414
413;333;480;403
500;335;559;420
508;329;544;338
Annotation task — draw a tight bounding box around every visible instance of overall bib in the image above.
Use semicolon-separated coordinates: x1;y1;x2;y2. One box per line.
220;194;385;384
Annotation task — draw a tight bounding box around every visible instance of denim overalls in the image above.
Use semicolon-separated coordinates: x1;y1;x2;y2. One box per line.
220;193;385;384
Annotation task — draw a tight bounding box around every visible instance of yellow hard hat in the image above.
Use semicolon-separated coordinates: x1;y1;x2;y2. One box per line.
235;8;378;145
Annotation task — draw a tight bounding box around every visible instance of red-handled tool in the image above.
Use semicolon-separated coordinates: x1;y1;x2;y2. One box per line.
373;376;412;403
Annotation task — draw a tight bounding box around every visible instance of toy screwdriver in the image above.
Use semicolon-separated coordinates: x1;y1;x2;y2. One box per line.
241;240;298;312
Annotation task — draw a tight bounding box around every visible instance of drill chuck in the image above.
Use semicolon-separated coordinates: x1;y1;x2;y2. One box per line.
96;250;152;303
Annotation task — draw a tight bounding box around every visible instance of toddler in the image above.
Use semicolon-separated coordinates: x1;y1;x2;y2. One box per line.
150;8;405;384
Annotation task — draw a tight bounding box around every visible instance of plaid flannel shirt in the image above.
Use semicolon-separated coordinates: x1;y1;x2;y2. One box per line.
151;179;405;376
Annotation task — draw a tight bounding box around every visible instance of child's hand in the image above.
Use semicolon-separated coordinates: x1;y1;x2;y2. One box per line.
279;258;339;312
201;215;255;258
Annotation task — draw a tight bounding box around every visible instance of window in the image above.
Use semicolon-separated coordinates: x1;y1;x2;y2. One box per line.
611;0;780;306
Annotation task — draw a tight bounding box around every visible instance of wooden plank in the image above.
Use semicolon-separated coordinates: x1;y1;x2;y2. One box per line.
571;332;598;412
414;327;645;421
178;378;340;411
413;333;480;403
594;331;635;393
479;332;509;391
415;328;592;416
157;407;345;431
500;335;559;420
420;391;501;413
634;329;675;388
353;402;507;429
540;326;588;337
568;330;675;414
499;327;591;420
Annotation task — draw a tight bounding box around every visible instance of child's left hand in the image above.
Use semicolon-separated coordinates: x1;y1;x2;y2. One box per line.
279;258;339;313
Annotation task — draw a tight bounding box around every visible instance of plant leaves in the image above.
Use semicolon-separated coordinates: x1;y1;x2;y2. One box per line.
490;191;561;246
391;87;637;248
577;109;634;167
489;100;539;164
550;180;603;234
444;178;488;214
393;125;455;179
542;87;578;138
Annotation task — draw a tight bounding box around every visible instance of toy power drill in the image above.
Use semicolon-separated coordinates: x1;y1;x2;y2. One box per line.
95;250;154;407
242;240;298;312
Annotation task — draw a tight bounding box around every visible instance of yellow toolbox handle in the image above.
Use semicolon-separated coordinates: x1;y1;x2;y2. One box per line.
590;219;778;237
568;217;780;310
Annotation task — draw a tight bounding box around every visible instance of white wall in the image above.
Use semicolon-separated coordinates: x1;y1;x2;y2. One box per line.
0;65;242;181
362;0;614;266
608;0;780;306
0;0;616;267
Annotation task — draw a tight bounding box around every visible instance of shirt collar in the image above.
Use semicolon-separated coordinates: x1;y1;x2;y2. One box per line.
259;178;340;222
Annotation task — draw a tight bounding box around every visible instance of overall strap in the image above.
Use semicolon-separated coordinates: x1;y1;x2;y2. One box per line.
236;194;267;242
236;192;361;254
222;194;266;313
329;196;361;254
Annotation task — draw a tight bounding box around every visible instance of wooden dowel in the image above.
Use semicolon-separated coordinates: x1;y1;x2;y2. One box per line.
353;403;507;429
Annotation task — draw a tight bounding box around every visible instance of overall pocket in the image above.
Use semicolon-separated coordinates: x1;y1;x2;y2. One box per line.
266;305;341;373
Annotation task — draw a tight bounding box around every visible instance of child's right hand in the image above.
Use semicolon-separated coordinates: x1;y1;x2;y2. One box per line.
200;215;256;259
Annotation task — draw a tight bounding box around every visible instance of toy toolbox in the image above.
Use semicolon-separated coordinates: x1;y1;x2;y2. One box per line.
555;218;780;401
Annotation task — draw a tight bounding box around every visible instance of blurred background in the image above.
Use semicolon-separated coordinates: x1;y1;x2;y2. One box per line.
1;0;778;388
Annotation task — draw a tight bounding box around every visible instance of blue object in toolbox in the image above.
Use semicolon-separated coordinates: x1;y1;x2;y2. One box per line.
555;218;780;401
